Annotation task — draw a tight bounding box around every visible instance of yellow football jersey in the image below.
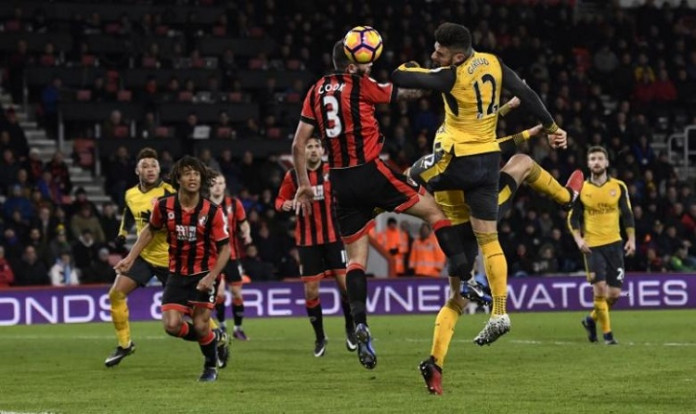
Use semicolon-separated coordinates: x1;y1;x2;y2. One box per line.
440;51;502;156
119;180;175;267
568;178;634;248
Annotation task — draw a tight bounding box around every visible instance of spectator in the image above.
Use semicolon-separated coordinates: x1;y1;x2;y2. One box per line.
669;242;696;272
0;246;15;288
241;244;275;281
13;246;50;286
25;148;44;183
84;247;117;284
0;148;21;194
41;77;62;138
49;226;72;260
375;217;409;276
26;227;53;267
46;151;72;198
104;146;134;208
100;203;121;244
69;187;98;217
1;110;29;159
652;69;677;103
72;229;100;275
408;223;445;278
70;204;105;243
3;184;34;221
103;110;126;139
49;252;80;286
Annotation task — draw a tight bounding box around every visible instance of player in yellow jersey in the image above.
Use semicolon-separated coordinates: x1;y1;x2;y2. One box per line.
104;148;229;368
105;148;174;366
407;101;583;394
568;146;635;345
393;22;567;353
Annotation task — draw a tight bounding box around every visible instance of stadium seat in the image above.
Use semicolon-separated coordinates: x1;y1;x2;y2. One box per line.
286;60;301;70
178;91;193;102
142;57;158;68
228;92;243;102
154;126;172;138
249;27;265;37
248;58;265;70
113;125;129;138
155;25;169;36
39;55;56;67
4;20;21;32
117;90;133;102
73;138;95;169
266;127;282;139
286;92;301;103
213;26;227;37
76;90;92;102
81;54;97;67
216;127;232;138
105;23;121;34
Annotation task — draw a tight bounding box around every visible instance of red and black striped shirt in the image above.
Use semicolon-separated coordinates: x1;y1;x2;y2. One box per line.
220;195;246;261
275;162;339;246
150;195;229;276
300;73;396;168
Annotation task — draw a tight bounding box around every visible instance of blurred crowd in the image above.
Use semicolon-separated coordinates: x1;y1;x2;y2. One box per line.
1;0;695;287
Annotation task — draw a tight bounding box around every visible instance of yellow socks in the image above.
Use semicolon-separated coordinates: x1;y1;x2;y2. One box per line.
525;161;570;204
430;299;463;367
109;290;131;348
475;231;508;316
593;296;611;334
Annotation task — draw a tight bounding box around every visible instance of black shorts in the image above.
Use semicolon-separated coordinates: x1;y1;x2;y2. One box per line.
124;256;169;287
223;259;244;285
298;242;346;280
161;273;220;313
411;151;500;221
584;241;625;288
331;159;421;242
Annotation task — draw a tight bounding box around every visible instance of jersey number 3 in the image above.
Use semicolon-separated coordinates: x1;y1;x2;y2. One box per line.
322;96;343;138
473;74;497;118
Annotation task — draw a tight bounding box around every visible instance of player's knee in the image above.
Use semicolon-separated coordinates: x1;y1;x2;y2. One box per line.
108;289;126;304
192;318;210;337
163;318;182;336
304;282;320;299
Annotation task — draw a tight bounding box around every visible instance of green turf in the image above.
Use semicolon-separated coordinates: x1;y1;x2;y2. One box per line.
0;310;694;413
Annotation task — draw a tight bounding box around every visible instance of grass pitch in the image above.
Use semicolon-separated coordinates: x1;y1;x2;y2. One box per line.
1;310;694;413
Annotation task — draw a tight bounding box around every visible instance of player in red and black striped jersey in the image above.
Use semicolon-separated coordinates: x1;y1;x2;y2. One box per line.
115;156;230;382
292;41;474;370
209;171;253;341
276;136;356;357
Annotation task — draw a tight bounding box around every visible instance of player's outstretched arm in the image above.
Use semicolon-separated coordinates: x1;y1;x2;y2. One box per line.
497;124;543;156
391;62;455;93
291;120;316;216
114;224;155;274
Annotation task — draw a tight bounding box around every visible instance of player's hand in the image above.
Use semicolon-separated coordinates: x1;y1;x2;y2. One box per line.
196;273;216;292
242;233;253;245
548;128;568;149
114;256;134;275
281;200;294;212
575;237;591;254
507;96;521;109
624;239;636;256
293;185;314;216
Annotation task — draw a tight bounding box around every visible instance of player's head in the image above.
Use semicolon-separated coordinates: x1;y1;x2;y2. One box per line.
135;147;161;185
306;136;324;166
170;155;212;195
587;146;609;175
432;23;472;67
333;40;372;76
209;169;226;199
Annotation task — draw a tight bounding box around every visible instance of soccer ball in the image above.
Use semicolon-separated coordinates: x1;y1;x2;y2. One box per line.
343;26;383;64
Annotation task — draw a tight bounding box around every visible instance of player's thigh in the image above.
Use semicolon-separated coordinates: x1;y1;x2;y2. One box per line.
602;242;626;289
122;256;157;287
444;153;501;224
223;259;244;285
298;245;327;281
161;273;192;314
189;274;220;310
322;242;347;272
585;249;608;285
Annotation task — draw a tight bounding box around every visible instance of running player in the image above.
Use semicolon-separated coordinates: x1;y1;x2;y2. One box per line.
104;147;175;367
209;171;252;341
569;146;635;345
115;156;231;382
276;136;357;357
293;40;472;370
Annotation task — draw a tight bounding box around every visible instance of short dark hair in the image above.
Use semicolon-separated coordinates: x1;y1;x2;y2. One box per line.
332;40;351;71
137;147;158;161
434;23;472;53
170;155;214;196
587;145;609;158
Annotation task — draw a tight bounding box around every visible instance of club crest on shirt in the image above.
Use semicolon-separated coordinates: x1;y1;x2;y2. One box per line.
610;189;617;197
199;215;208;225
168;212;175;220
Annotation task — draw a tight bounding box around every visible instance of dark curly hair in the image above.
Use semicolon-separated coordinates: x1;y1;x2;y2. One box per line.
169;155;214;197
434;22;472;54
